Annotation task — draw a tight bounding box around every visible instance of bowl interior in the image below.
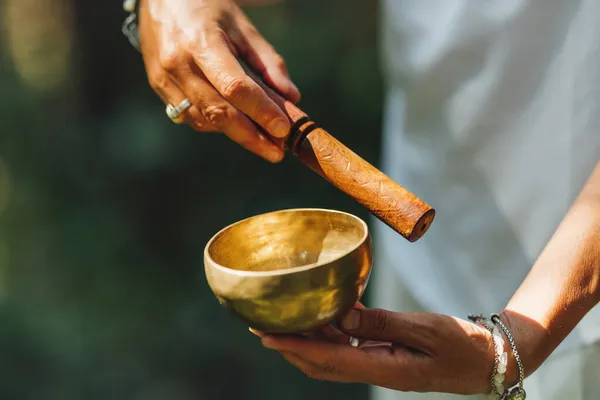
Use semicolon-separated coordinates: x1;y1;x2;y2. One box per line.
207;209;368;273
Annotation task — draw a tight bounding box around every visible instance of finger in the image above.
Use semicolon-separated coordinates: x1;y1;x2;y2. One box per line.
173;66;284;163
314;324;375;348
249;324;344;341
305;325;351;345
268;339;367;381
263;335;426;387
138;14;206;129
262;336;382;377
234;18;300;103
337;309;436;352
186;31;291;139
295;329;328;340
249;328;264;337
148;69;211;130
279;351;350;383
290;325;386;348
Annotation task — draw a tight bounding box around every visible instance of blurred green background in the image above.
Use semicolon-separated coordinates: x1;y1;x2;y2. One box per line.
0;0;383;398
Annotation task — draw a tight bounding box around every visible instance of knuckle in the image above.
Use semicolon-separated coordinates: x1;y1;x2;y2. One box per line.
148;71;169;92
273;54;287;70
180;32;200;51
372;309;389;335
251;103;269;123
191;120;206;131
201;104;230;129
221;77;250;102
244;24;260;38
214;28;230;45
185;33;211;57
158;49;181;72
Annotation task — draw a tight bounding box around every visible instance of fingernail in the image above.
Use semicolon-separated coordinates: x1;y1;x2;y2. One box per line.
340;309;360;331
269;118;290;138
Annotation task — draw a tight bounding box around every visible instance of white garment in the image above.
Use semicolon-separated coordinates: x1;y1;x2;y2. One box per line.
375;0;600;364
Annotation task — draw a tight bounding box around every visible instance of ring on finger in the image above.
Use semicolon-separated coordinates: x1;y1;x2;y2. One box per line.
166;98;192;124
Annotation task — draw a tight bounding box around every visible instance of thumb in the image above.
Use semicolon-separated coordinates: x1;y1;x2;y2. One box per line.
338;308;429;349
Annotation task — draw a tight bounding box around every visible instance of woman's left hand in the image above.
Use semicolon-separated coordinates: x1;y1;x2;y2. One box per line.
254;307;501;395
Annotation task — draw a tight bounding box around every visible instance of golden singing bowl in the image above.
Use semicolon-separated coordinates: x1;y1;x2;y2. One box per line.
204;208;373;333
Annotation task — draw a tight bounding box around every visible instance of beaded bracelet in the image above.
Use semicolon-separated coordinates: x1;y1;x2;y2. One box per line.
489;321;508;396
468;314;526;400
491;314;526;400
469;314;506;398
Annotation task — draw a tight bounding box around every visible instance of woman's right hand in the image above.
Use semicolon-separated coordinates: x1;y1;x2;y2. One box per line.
138;0;301;163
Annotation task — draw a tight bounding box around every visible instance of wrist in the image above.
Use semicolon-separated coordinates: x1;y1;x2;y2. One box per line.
499;309;551;385
469;315;515;396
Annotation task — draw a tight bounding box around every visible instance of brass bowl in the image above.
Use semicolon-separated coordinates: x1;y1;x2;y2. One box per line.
204;208;373;333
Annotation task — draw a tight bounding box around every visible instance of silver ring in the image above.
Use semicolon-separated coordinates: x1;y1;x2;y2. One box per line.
166;98;192;123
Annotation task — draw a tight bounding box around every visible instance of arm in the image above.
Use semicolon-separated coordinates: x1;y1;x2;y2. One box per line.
256;162;600;395
502;161;600;381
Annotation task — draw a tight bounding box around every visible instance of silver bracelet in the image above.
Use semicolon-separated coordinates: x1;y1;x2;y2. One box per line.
491;313;526;400
122;0;141;52
469;314;506;398
468;314;526;400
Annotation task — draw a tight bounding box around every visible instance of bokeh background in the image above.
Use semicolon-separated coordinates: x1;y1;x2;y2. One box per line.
0;0;383;399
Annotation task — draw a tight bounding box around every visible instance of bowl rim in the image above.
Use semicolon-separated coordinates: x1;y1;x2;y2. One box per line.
204;208;370;277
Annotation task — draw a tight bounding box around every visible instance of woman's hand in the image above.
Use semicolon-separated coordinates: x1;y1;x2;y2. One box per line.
257;163;600;394
255;307;499;395
138;0;300;163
